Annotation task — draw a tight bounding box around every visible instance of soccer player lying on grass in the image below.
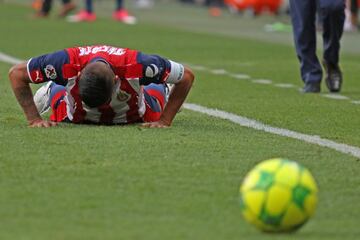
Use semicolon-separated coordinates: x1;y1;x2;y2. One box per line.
8;45;195;128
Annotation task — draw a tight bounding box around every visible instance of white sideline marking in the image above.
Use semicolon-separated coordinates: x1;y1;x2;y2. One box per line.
252;79;273;84
210;69;227;75
322;94;350;100
184;103;360;159
2;51;360;158
0;52;23;65
275;83;296;88
351;100;360;105
190;65;208;71
231;74;251;79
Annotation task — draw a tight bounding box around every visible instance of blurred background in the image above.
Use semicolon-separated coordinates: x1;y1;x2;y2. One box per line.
3;0;358;53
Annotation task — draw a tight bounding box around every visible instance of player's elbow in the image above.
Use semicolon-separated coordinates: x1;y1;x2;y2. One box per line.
8;65;17;81
184;67;195;85
9;64;22;82
8;63;28;85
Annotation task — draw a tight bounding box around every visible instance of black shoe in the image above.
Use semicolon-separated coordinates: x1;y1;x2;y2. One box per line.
301;82;321;93
323;60;342;93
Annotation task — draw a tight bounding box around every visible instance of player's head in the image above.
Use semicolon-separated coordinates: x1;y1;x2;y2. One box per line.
79;61;115;108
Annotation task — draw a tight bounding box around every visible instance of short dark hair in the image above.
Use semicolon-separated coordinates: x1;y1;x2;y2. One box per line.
78;63;115;108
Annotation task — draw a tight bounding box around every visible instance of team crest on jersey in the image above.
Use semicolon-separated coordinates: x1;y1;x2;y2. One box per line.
117;90;131;102
44;65;57;80
145;64;159;78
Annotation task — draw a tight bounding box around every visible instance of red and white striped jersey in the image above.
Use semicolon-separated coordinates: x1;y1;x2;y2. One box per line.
27;45;184;124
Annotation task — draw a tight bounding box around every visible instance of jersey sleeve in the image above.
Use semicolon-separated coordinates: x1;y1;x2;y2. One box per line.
27;50;69;85
136;53;184;85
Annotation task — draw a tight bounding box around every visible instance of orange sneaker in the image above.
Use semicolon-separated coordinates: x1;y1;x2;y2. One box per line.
67;10;96;22
112;9;137;24
32;0;43;11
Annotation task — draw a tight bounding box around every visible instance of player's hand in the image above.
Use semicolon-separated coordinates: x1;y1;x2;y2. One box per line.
29;119;58;128
141;120;170;128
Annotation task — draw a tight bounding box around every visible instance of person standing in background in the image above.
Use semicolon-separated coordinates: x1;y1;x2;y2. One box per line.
33;0;76;17
67;0;136;24
344;0;359;31
289;0;345;93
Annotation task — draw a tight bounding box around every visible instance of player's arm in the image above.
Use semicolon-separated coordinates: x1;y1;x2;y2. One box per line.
142;66;195;128
8;63;56;128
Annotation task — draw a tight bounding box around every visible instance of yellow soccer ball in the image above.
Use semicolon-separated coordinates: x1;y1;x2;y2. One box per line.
239;158;318;232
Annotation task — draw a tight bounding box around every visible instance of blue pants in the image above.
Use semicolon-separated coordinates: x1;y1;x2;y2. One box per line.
289;0;345;84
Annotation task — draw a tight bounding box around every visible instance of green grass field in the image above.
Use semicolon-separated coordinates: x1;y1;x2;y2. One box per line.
1;2;360;239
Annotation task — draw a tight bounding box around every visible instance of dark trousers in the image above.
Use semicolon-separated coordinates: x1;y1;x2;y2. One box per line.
289;0;345;84
85;0;124;13
41;0;71;14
